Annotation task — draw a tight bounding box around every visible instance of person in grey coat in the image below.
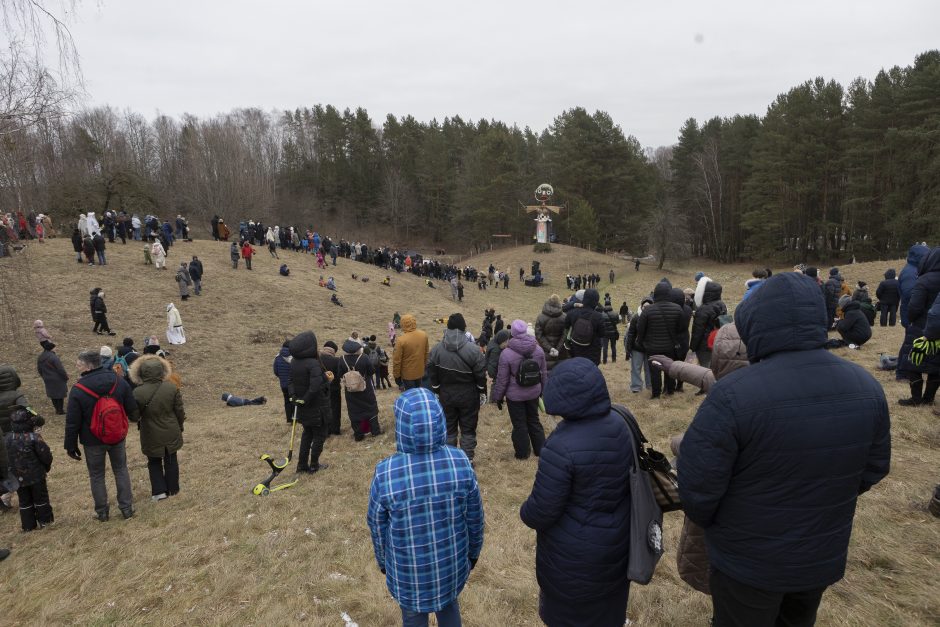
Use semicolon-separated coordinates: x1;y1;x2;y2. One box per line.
37;341;68;415
176;263;193;300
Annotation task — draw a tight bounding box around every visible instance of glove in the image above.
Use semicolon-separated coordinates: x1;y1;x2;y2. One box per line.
496;400;503;411
549;347;558;358
67;449;82;461
479;393;487;407
648;355;674;372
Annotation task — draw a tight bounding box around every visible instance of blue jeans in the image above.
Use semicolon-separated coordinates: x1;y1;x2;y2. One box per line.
401;600;461;627
630;350;651;392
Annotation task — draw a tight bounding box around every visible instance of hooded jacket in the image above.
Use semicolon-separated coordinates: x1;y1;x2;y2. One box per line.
367;389;484;613
535;296;567;369
428;329;487;407
689;282;726;352
491;323;547;403
5;410;52;487
836;300;872;346
636;283;684;355
339;339;378;421
273;345;292;389
899;244;929;327
392;315;429;382
679;272;890;592
288;331;330;426
37;347;69;399
925;292;940;340
875;269;900;307
520;358;633;605
65;367;139;450
904;247;940;374
130;355;185;458
563;289;606;365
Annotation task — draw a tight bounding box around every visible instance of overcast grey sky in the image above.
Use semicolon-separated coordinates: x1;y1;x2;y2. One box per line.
61;0;939;148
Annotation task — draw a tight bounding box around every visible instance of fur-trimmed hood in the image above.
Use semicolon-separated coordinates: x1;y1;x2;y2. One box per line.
129;354;172;386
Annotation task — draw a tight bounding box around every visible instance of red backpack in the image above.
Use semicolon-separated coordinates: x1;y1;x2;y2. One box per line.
74;377;129;445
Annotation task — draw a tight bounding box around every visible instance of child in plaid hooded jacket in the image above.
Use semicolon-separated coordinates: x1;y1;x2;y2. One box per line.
367;388;484;625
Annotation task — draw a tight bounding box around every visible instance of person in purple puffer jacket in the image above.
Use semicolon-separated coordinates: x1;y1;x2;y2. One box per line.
491;319;548;459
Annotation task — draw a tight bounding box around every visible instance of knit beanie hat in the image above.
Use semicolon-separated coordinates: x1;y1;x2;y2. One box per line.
40;340;55;351
575;289;585;302
804;266;818;278
100;346;113;358
694;271;705;282
510;319;528;337
123;337;134;347
494;329;511;345
839;295;852;309
447;313;467;331
323;340;338;351
829;267;839;277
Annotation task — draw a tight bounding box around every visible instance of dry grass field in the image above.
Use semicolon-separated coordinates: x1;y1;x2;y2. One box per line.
0;238;937;626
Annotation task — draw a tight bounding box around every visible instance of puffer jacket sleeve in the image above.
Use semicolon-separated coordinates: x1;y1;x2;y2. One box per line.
925;294;940;340
907;281;929;328
668;360;716;393
535;315;551;353
678;386;738;528
520;437;573;531
34;435;53;472
859;395;891;494
690;307;711;352
491;349;512;402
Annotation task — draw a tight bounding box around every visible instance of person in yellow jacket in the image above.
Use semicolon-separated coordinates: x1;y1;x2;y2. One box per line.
392;314;429;391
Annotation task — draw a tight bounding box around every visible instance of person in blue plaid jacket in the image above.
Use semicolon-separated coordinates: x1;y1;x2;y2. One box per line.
368;388;484;626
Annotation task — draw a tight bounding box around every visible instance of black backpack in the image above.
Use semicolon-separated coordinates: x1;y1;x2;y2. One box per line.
567;315;595;347
515;357;541;387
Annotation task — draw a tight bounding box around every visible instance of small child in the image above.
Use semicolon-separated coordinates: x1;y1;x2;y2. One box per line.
388;322;396;347
280;264;290;276
35;222;44;243
33;320;52;344
221;393;267;407
331;293;343;307
5;407;54;531
378;345;391;389
381;276;391;287
144;243;153;265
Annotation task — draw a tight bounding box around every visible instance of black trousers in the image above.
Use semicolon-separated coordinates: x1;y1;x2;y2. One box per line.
298;421;327;470
649;356;676;397
879;302;897;327
51;398;64;414
281;387;292;422
147;450;180;496
710;568;826;627
93;314;111;333
17;479;53;531
506;398;545;459
328;393;342;435
441;397;479;460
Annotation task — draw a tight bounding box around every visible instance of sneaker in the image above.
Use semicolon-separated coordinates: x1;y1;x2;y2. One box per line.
848;343;859;350
120;508;134;520
151;493;167;502
96;511;109;522
308;464;329;473
898;397;924;406
107;331;116;336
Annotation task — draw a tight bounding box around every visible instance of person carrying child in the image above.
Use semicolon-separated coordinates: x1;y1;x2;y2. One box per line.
5;407;54;531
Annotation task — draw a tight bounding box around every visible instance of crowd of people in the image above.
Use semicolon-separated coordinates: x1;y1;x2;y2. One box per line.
3;219;939;626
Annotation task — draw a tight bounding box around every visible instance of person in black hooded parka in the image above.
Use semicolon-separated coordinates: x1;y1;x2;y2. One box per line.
520;357;633;627
690;281;726;368
875;269;900;327
636;282;685;398
563;288;606;365
288;331;331;473
679;272;890;627
900;247;940;406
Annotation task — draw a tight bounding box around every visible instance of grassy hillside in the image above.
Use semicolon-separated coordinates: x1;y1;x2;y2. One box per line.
0;240;936;626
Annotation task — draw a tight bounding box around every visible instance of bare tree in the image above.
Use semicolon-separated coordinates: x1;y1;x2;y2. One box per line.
1;0;82;83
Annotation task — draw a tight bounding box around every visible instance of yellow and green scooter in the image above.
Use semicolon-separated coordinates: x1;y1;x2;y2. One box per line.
252;404;301;496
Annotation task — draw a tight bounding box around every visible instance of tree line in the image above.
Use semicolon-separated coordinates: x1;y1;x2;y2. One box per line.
1;48;937;263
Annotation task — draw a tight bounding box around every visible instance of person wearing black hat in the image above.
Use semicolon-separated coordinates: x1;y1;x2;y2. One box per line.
318;340;343;436
339;338;381;441
427;313;487;463
37;341;68;415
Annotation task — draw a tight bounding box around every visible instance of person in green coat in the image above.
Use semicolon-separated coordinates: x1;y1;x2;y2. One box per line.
128;355;185;501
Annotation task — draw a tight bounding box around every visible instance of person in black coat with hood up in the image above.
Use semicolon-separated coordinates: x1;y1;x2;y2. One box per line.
563;288;606;365
875;268;900;327
679;272;890;627
690;281;727;369
637;282;685;398
288;331;331;473
900;247;940;406
836;295;872;347
520;357;633;626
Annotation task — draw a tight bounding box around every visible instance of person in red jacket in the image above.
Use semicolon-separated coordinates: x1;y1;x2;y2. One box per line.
241;241;255;270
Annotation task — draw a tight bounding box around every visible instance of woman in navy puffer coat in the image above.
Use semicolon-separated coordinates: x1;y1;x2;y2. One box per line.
520;357;633;627
900;247;940;405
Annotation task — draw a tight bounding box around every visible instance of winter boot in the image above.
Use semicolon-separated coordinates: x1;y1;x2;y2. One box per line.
369;416;383;436
19;503;37;532
922;380;939;405
898;380;925;406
